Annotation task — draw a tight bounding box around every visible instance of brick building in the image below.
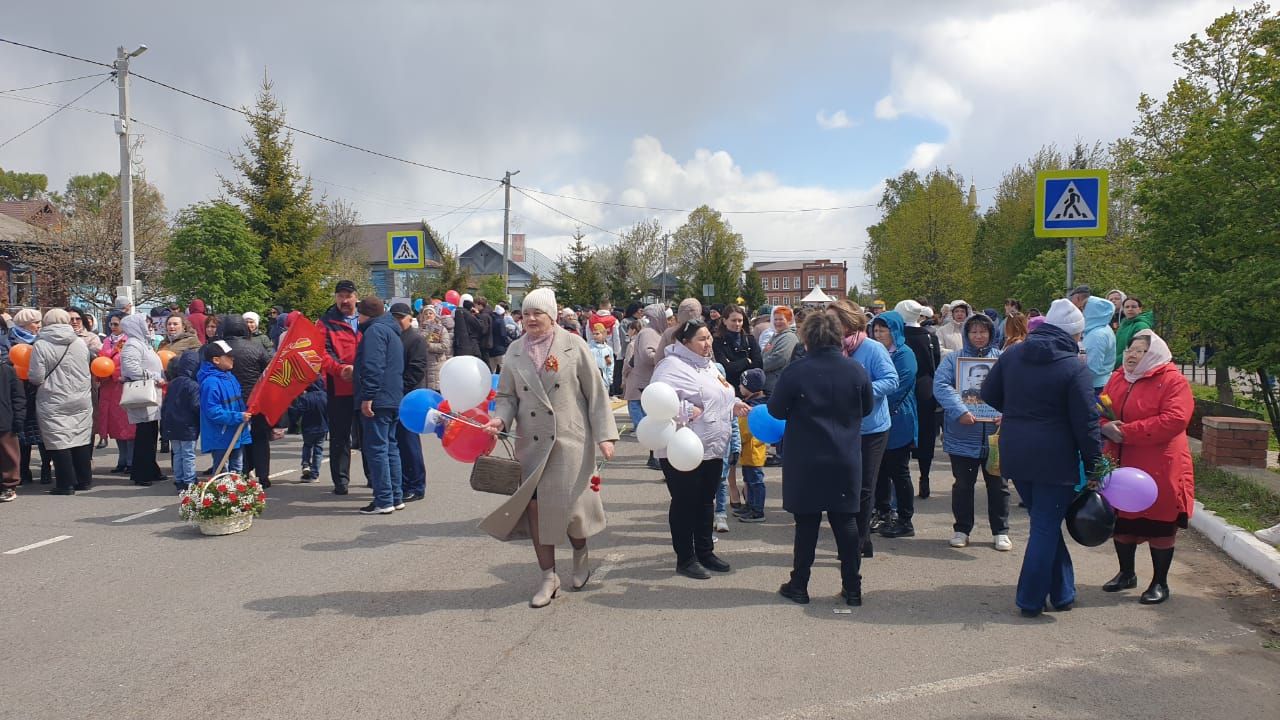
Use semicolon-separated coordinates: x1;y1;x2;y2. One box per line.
751;259;847;307
0;201;67;310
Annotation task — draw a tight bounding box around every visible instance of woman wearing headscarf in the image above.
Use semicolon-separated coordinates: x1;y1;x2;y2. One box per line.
186;299;209;343
119;314;165;487
28;309;94;495
649;316;750;580
418;304;451;391
479;288;620;608
97;311;135;472
770;312;873;605
1100;330;1193;605
9;308;51;485
826;300;897;557
982;299;1102;617
1114;297;1155;369
870;311;919;539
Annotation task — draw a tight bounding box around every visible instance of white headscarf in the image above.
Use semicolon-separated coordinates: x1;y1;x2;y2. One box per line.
1123;329;1172;383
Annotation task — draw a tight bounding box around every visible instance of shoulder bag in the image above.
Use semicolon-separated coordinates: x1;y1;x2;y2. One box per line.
470;437;523;495
120;366;162;409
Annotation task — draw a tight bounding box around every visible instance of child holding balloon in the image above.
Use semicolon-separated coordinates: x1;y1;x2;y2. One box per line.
735;368;769;523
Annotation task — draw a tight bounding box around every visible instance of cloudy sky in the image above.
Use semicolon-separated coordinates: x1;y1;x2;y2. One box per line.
0;0;1239;289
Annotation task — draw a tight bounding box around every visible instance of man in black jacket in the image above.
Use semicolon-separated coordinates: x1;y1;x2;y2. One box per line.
217;314;274;487
894;299;942;498
391;303;429;502
452;294;485;359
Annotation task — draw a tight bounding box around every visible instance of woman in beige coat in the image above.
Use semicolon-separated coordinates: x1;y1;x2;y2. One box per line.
482;288;618;608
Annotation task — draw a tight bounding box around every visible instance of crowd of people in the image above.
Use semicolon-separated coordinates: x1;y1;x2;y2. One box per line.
0;280;1198;616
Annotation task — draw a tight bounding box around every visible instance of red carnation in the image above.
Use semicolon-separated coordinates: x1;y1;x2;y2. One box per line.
201;497;213;507
236;483;247;492
181;496;191;505
216;484;228;493
228;493;239;503
256;493;266;502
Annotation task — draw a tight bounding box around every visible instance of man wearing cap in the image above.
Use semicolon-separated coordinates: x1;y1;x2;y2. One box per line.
1068;285;1091;312
391;302;428;503
871;299;886;316
316;280;362;495
353;297;405;514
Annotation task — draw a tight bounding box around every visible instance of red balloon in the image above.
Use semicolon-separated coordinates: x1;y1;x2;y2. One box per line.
441;408;497;463
444;290;461;305
8;343;31;368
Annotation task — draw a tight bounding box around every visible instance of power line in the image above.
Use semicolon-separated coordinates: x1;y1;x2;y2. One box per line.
512;186;622;238
0;76;111;150
0;37;113;68
0;72;110;94
440;185;503;238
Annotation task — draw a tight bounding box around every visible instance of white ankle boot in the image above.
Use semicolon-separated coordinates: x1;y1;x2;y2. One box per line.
572;547;591;590
531;569;560;608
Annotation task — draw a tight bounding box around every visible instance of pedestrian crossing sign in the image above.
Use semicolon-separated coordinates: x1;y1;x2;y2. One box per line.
387;231;426;269
1035;170;1108;238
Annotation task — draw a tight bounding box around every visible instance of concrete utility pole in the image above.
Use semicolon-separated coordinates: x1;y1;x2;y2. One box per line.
661;233;670;304
501;170;519;301
1066;237;1076;290
114;44;147;305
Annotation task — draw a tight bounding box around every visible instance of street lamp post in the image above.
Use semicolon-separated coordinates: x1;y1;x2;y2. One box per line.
114;44;147;306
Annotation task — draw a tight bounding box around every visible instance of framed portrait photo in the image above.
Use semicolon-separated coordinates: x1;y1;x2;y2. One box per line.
955;356;1000;422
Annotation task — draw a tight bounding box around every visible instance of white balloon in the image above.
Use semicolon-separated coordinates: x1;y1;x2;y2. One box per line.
439;356;492;411
635;416;677;451
641;381;680;420
666;427;704;471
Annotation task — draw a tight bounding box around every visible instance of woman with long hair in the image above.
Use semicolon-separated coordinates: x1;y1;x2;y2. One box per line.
1002;312;1028;350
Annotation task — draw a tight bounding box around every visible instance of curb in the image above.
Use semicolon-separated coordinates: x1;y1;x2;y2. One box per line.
1189;500;1280;589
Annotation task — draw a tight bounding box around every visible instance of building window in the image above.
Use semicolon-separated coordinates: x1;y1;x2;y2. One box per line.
782;277;790;290
772;277;779;290
807;276;815;289
830;274;840;288
8;269;35;307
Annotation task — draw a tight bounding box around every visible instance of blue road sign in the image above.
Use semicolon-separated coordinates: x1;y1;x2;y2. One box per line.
1035;170;1108;238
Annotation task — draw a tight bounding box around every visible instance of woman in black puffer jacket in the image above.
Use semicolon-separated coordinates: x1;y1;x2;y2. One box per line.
712;305;763;398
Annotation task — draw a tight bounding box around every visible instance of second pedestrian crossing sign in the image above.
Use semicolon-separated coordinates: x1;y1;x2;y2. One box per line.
387;231;426;269
1035;169;1108;238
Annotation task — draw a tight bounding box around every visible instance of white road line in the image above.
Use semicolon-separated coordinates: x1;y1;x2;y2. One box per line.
4;535;72;555
268;458;330;479
112;508;163;523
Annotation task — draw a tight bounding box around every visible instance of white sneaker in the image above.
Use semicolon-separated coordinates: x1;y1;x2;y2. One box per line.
394;502;406;511
1254;524;1280;547
714;514;729;533
949;532;969;548
994;534;1013;552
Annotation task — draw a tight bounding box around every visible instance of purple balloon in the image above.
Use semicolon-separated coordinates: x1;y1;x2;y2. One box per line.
1100;467;1158;513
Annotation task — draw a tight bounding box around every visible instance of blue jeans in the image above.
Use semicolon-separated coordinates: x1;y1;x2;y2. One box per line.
302;432;326;475
171;440;196;487
362;409;403;509
396;419;426;497
1013;480;1077;611
716;478;728;514
116;439;134;467
208;448;243;474
741;466;765;512
627;400;645;429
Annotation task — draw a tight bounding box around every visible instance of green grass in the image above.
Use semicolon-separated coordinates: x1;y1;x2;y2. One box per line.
1193;456;1280;532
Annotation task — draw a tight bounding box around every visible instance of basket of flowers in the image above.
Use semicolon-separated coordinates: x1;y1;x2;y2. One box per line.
179;472;266;536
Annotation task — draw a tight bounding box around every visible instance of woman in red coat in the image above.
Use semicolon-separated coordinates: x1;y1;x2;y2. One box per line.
1100;329;1193;605
96;313;136;473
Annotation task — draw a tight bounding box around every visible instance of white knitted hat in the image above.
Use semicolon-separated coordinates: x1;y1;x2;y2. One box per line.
1045;298;1085;336
521;288;557;318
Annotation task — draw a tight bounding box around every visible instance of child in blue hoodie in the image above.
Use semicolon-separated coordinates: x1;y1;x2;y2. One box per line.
198;341;251;474
291;378;328;481
161;350;202;493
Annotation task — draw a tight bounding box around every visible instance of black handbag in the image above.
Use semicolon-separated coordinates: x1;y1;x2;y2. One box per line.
469;438;522;495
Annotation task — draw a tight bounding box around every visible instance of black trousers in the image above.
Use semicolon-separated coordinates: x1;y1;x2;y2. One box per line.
950;454;1010;535
130;421;162;484
50;444;93;491
660;458;722;565
857;431;889;547
913;395;939;476
875;445;916;520
20;442;51;484
791;511;862;592
327;392;357;489
243;414;272;480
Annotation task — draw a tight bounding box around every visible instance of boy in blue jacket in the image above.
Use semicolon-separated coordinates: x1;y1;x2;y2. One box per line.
292;378;328;482
198;341;251;475
161;350;202;493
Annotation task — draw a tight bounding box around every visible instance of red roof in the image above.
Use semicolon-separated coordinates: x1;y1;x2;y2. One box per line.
0;200;63;229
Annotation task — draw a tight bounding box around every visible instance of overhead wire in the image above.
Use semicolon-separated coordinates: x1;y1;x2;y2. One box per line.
439;185;503;237
0;72;111;94
0;76;112;150
0;38;113;68
512;186;622;238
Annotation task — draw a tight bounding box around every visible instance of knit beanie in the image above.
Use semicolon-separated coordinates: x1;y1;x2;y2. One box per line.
676;298;702;324
1044;298;1085;336
521;287;557;318
13;308;41;326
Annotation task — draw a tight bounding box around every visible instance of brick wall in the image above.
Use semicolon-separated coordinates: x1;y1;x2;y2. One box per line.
1201;416;1271;469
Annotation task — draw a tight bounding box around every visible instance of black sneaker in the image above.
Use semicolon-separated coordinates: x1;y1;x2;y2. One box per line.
358;502;394;515
300;469;314;482
732;504;753;517
333;485;349;495
698;554;731;573
917;477;930;499
764;454;782;467
869;511;893;533
676;560;711;580
404;492;425;502
880;519;915;538
779;582;810;604
739;510;765;523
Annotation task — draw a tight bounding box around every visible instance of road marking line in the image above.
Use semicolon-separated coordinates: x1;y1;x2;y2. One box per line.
4;535;72;555
759;645;1142;719
268;458;330;479
112;508;163;523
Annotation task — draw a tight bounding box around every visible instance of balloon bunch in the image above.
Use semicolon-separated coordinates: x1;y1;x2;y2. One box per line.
8;344;31;380
634;382;707;471
398;356;501;463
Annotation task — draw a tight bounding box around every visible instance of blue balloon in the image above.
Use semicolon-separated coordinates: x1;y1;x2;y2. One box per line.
413;298;424;313
747;404;785;444
399;388;444;434
489;373;500;412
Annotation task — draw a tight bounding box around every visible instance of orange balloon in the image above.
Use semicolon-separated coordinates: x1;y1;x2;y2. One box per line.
91;356;115;379
158;349;176;370
8;343;31;368
14;363;28;380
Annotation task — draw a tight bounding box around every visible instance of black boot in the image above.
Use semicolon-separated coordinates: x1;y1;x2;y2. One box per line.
861;537;873;558
1103;540;1138;592
917;476;930;499
880;518;915;538
778;581;810;604
1141;547;1174;604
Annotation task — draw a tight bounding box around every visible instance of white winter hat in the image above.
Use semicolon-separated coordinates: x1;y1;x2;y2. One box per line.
460;293;474;305
242;311;260;323
1045;298;1085;336
893;299;925;323
520;288;557;318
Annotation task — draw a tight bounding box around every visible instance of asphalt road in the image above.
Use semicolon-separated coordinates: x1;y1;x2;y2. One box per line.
2;420;1277;720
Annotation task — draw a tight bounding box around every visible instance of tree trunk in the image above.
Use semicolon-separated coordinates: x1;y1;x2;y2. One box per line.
1214;355;1234;404
1257;369;1280;464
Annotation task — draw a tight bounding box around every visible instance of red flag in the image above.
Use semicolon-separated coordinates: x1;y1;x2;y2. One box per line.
247;311;325;425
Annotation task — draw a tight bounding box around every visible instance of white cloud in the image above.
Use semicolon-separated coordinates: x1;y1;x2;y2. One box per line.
816;109;855;130
906;142;944;170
